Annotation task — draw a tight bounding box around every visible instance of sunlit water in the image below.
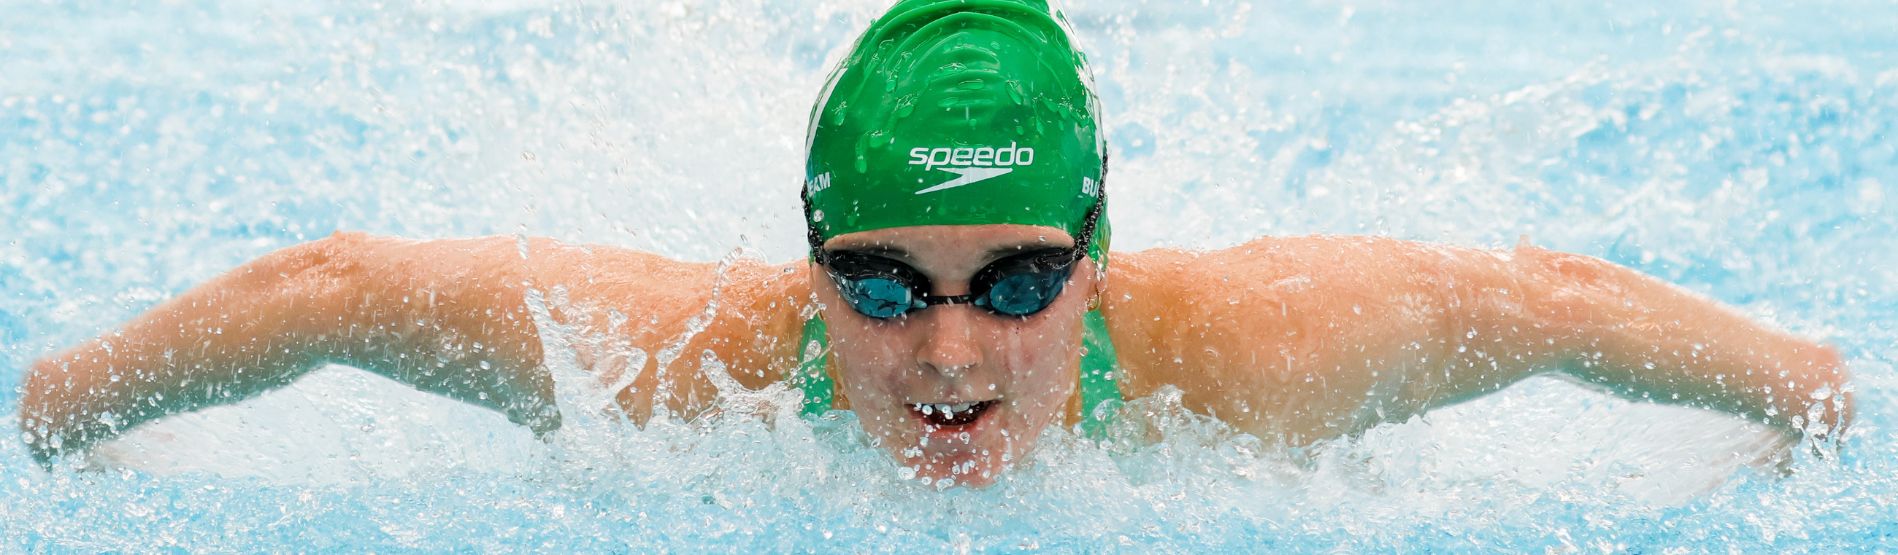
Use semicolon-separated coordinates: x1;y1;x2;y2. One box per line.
4;0;1897;551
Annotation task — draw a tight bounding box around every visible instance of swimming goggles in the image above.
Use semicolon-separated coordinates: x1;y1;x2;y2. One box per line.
814;245;1081;319
813;201;1101;320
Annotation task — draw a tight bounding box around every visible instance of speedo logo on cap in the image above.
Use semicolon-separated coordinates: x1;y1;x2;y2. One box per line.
908;143;1036;195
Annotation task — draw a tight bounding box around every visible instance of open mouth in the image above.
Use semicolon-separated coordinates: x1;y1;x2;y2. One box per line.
910;400;998;428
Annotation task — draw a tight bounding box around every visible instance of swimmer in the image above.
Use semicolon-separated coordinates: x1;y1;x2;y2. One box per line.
18;0;1851;487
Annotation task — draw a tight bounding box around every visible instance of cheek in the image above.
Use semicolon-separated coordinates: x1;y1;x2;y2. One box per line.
995;310;1087;405
814;280;890;371
998;329;1072;383
820;308;909;402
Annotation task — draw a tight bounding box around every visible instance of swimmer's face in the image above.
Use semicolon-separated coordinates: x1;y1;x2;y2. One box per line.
811;224;1097;488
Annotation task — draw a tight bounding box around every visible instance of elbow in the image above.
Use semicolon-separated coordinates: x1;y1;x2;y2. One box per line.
1503;246;1641;354
267;232;373;285
243;232;381;365
1514;248;1608;315
258;232;378;312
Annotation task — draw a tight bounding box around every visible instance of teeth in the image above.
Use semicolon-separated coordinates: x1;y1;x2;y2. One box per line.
913;401;982;417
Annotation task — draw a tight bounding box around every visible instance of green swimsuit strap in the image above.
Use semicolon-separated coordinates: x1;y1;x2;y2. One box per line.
794;309;1124;439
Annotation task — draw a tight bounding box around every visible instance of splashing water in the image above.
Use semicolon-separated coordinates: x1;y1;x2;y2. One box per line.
3;0;1896;551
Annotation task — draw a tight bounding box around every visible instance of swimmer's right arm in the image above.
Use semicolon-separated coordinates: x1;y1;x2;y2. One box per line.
18;233;558;464
18;232;810;465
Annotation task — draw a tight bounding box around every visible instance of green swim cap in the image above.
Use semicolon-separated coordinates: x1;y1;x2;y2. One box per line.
803;0;1108;258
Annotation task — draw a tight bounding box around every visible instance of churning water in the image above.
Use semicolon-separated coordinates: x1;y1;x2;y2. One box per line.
3;0;1896;551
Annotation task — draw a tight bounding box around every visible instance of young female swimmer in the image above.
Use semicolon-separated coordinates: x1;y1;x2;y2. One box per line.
19;0;1851;487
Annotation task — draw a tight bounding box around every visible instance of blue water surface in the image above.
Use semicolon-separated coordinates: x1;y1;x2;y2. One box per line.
3;0;1896;551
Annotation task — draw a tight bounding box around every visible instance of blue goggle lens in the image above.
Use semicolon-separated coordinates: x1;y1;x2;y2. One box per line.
820;248;1081;320
839;276;917;319
977;269;1068;316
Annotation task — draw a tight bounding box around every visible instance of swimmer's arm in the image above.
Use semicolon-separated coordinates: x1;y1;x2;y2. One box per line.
18;233;558;463
1108;236;1850;444
1467;244;1853;440
19;233;811;464
1110;237;1495;443
1327;239;1852;440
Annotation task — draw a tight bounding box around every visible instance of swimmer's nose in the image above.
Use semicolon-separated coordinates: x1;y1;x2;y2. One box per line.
917;303;982;378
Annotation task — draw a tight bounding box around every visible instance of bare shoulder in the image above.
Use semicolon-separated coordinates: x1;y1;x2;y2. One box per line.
493;239;815;401
1103;235;1470;321
1102;235;1442;361
508;239;811;326
1100;236;1494;442
333;232;814;382
329;233;794;304
1110;234;1485;279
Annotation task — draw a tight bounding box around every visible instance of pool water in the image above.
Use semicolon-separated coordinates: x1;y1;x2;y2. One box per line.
4;0;1897;551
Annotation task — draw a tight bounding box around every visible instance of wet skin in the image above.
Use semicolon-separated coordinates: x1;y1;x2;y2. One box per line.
813;225;1098;486
19;228;1853;486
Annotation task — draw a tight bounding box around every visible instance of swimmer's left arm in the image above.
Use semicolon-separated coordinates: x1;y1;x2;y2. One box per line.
1294;238;1854;441
1107;236;1850;445
1466;243;1853;441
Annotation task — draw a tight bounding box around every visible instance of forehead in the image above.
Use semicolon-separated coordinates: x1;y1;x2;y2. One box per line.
823;224;1075;261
